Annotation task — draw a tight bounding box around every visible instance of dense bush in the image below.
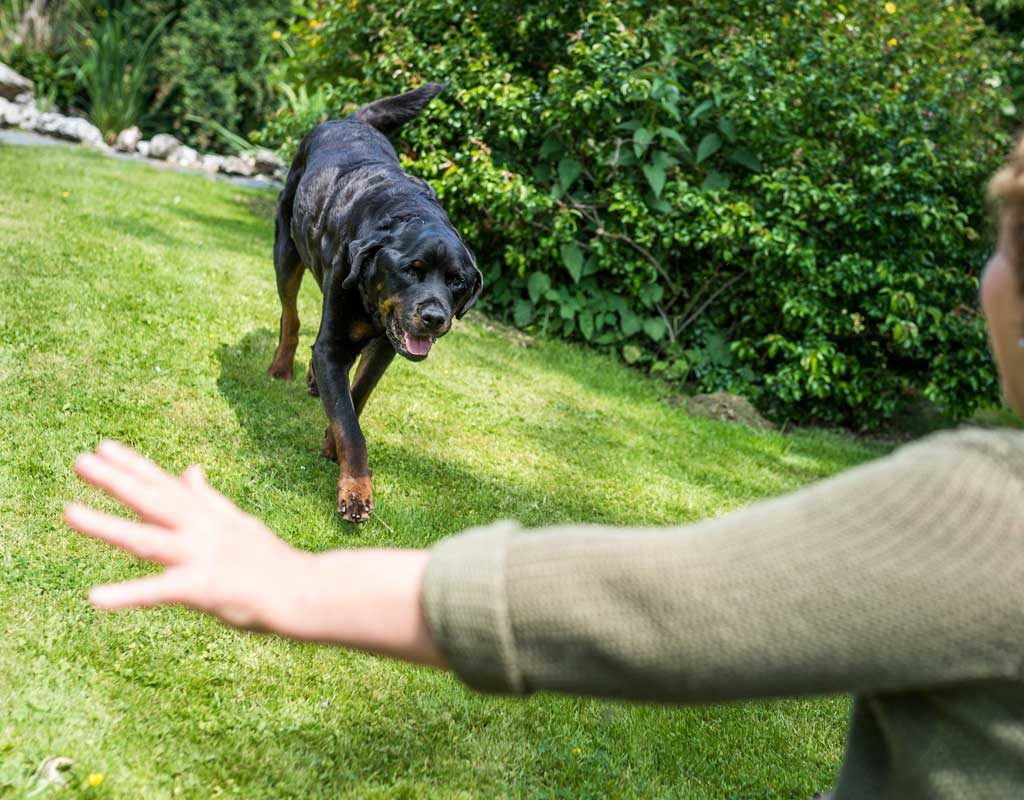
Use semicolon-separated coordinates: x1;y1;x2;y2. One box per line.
133;1;288;149
5;0;290;150
265;1;1013;426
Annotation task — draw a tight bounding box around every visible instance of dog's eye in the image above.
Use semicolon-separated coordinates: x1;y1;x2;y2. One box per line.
447;274;465;290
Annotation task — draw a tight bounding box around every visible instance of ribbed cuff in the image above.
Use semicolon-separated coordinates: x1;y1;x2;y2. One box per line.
422;520;526;694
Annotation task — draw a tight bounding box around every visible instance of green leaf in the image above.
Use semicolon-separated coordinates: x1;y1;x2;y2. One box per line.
705;331;732;366
633;126;654;157
639;284;664;307
622;344;642;364
658;126;685;147
650;149;677;169
560;242;584;282
718;118;737;142
527;271;550;304
695;133;722;164
688;99;715;124
728;148;762;172
578;311;594;340
645;193;672;214
558;157;582;190
642;163;667;197
539;136;563;160
643;317;667;341
513;298;534;327
620;309;643;336
701;171;730;191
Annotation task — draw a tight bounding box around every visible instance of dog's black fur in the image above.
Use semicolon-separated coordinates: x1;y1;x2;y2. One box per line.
267;84;482;522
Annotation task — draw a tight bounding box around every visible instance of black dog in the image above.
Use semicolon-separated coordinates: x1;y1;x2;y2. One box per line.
267;84;482;523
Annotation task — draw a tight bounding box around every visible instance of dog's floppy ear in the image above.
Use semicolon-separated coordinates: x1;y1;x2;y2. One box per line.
343;239;383;289
455;252;484;319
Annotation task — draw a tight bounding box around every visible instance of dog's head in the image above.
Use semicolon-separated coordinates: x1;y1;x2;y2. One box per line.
343;221;483;361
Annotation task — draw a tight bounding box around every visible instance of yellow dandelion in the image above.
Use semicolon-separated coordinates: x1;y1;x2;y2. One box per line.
310;34;322;47
572;747;582;755
271;30;282;40
308;18;319;27
88;773;104;787
84;37;95;48
888;37;898;46
884;2;896;12
62;191;70;198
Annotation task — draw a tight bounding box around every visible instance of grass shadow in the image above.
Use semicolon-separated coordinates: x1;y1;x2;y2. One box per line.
213;329;617;543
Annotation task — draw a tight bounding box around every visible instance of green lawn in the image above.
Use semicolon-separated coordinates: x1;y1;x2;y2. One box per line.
0;144;889;799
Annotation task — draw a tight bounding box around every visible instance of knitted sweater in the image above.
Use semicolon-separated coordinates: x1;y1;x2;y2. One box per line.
423;428;1024;799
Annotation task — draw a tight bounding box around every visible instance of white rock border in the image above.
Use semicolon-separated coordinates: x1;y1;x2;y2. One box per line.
0;60;287;184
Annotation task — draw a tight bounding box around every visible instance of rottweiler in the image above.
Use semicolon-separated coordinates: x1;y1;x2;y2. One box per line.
267;84;482;523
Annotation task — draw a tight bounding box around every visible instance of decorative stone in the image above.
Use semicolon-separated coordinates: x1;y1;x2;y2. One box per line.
148;133;182;159
114;126;142;152
33;112;104;146
167;144;200;167
0;93;38;127
220;155;255;177
136;140;151;158
16;104;39;130
0;63;33;101
0;97;23;127
252;148;285;176
200;154;224;173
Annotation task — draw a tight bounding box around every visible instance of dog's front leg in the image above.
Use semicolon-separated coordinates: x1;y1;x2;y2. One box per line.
309;272;377;524
311;312;374;524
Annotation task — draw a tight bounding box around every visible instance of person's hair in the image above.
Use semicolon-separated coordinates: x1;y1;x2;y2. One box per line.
989;136;1024;206
989;136;1024;285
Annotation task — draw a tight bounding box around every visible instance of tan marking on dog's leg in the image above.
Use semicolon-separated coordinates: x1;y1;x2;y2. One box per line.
268;304;300;381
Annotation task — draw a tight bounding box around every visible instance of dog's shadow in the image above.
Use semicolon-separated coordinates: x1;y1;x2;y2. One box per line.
214;329;613;544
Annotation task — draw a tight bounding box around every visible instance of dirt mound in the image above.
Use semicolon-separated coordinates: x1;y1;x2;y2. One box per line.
681;392;776;432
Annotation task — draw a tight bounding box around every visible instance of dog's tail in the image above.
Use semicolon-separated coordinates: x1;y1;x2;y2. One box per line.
353;83;446;135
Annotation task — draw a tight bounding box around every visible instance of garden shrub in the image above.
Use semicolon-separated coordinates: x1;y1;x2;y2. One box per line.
262;0;1015;427
136;1;288;150
6;0;290;150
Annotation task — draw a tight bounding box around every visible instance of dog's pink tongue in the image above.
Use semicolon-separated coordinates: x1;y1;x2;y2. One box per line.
403;332;433;356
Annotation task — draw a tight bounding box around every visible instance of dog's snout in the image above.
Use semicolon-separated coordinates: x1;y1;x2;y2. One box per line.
418;303;448;332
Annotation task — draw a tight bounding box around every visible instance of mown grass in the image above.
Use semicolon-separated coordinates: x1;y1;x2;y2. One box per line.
0;143;890;799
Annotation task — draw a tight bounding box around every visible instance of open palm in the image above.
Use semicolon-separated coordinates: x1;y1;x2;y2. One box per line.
64;440;305;630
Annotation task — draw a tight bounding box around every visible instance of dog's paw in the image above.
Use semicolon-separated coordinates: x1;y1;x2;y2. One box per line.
320;427;338;462
267;361;294;381
337;476;373;523
306;362;319;396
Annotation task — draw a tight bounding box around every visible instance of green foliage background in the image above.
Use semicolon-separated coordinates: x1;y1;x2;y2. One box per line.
261;0;1016;427
5;0;290;150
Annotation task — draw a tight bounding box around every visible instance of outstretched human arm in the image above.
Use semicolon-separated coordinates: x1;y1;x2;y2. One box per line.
64;440;444;666
68;425;1024;705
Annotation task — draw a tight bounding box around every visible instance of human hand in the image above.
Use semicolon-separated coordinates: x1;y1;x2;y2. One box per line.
64;440;309;631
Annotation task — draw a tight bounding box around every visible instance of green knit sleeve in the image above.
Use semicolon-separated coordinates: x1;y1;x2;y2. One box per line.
422;428;1024;701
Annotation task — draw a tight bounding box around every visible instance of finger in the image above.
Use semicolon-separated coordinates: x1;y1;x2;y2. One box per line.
73;453;183;527
94;440;178;487
63;504;182;566
181;465;238;513
88;571;188;611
